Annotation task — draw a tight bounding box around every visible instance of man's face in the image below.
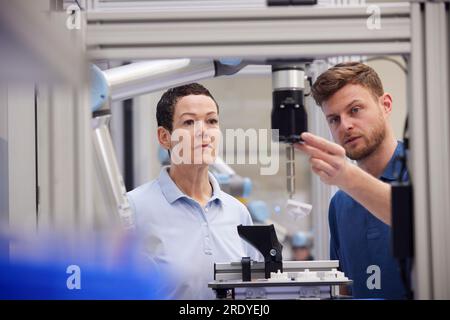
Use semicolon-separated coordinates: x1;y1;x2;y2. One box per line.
322;84;389;161
169;94;221;165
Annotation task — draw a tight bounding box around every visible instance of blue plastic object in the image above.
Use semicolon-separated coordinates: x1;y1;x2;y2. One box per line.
90;64;109;112
212;173;230;185
247;200;270;223
218;58;243;66
292;231;309;248
158;145;170;165
0;232;173;300
241;177;252;198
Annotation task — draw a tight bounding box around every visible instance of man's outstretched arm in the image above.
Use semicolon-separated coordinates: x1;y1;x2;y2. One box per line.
295;132;392;226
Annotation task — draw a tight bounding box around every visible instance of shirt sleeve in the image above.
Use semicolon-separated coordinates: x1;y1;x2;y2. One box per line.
328;197;340;262
127;192;139;231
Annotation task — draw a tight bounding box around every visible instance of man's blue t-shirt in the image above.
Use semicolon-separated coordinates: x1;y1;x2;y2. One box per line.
329;141;407;299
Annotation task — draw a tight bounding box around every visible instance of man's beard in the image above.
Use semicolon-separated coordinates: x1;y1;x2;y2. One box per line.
344;117;386;161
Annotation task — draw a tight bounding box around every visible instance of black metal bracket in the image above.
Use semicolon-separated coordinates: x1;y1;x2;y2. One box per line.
241;257;251;282
237;224;283;279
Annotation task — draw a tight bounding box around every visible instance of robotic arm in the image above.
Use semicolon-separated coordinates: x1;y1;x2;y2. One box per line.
90;59;310;228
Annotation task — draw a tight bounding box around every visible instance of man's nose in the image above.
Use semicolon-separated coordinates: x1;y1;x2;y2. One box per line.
340;115;354;131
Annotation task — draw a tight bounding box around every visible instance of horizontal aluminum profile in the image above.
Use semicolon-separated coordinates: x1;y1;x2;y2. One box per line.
86;3;411;60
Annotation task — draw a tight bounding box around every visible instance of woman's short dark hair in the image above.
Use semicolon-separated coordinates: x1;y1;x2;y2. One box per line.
156;83;219;132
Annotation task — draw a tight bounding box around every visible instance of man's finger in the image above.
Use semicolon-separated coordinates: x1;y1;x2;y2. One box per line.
296;143;338;168
300;132;344;156
311;166;330;181
310;157;335;176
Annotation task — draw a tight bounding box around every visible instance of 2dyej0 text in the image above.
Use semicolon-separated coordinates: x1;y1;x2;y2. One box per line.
178;304;270;318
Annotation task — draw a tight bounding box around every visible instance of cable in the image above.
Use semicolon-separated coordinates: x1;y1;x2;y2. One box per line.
365;56;408;75
73;0;84;10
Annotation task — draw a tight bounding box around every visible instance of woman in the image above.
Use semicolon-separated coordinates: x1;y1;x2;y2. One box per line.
127;83;259;299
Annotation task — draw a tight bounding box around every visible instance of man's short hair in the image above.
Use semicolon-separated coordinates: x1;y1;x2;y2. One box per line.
311;62;384;107
156;83;219;132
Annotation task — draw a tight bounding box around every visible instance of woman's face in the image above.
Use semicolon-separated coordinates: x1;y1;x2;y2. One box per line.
166;94;221;166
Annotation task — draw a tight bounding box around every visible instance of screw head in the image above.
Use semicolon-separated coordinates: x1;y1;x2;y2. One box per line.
270;249;277;256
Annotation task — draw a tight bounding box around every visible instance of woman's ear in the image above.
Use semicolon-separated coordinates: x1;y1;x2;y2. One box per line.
157;126;171;151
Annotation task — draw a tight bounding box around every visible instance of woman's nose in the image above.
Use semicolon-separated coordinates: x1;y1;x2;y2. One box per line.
194;120;207;137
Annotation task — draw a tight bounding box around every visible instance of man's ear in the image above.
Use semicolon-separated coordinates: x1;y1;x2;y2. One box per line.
157;126;171;151
380;93;393;116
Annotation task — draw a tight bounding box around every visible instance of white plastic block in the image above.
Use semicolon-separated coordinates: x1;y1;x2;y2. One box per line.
269;269;290;281
286;199;312;220
320;268;349;281
294;269;321;282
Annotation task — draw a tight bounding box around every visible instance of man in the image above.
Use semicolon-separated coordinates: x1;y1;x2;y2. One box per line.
296;62;407;299
127;83;259;299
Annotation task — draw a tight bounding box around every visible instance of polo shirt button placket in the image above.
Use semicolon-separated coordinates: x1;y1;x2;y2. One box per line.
204;236;212;255
202;221;212;255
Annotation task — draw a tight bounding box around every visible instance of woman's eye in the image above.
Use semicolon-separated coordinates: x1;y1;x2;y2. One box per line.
183;119;194;126
208;118;218;125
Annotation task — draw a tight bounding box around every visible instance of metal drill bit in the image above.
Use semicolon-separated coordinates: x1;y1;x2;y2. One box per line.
286;144;295;199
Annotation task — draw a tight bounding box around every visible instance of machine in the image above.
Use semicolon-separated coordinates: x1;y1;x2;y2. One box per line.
208;225;351;300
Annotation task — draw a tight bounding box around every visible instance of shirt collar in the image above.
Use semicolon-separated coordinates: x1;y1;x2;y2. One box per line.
380;141;405;181
158;166;224;205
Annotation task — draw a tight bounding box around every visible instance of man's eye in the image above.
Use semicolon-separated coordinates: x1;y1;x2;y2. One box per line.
328;117;338;125
183;119;194;126
351;106;360;114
